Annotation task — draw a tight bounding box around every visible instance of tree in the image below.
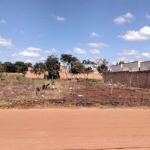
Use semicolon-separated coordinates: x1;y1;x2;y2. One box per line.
71;61;85;75
96;58;109;73
45;55;60;79
0;62;4;77
14;61;28;75
31;62;47;77
25;62;32;68
60;54;78;78
82;59;96;78
116;61;124;65
97;64;108;73
96;58;109;66
3;62;16;73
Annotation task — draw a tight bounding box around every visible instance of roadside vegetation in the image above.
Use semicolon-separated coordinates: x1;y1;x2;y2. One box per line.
0;54;109;79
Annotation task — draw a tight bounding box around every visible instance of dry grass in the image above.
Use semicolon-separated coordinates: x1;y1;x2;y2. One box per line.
0;79;71;108
1;77;150;109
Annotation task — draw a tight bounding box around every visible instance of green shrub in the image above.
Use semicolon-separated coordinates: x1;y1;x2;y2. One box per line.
77;78;102;83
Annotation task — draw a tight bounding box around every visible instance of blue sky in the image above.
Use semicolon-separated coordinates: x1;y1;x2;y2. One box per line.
0;0;150;65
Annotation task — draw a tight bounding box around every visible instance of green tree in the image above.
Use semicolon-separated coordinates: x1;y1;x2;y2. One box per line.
60;54;78;78
45;55;60;79
3;62;15;73
97;64;108;73
96;58;109;73
0;62;4;77
25;62;32;67
14;61;28;75
82;59;96;78
116;61;124;65
31;62;47;77
71;61;85;75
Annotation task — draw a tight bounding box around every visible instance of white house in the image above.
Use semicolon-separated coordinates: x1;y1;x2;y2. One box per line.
140;61;150;71
122;61;140;72
110;64;123;72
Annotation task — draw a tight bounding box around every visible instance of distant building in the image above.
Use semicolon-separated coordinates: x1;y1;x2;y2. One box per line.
110;64;123;72
122;61;140;72
140;61;150;71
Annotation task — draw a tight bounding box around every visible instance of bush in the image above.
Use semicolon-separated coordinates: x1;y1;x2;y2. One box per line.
77;78;101;83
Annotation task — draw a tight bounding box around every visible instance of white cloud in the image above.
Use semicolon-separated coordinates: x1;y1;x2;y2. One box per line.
53;15;65;21
11;47;52;63
111;62;117;65
89;49;100;54
0;35;13;48
146;14;150;19
135;55;141;58
114;17;126;24
114;13;134;24
44;50;52;53
0;19;7;24
57;16;65;21
19;51;40;57
12;47;41;58
26;58;36;63
23;57;45;64
20;30;24;34
141;53;150;57
129;60;134;62
87;43;109;49
124;13;133;19
26;47;42;51
44;48;57;53
15;29;25;34
118;26;150;42
91;32;100;37
39;57;45;61
117;57;128;62
11;53;18;57
73;48;86;54
117;49;150;59
12;47;58;63
118;50;139;56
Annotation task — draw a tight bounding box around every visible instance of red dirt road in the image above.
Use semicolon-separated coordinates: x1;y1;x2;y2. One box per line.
0;109;150;150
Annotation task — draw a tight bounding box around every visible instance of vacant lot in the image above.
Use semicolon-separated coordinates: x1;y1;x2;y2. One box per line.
1;78;150;150
0;78;150;108
0;109;150;150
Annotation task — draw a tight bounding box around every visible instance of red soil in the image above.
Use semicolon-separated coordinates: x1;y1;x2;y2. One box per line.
0;108;150;150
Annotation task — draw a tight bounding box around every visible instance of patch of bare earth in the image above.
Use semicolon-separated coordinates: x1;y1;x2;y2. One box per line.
0;80;150;108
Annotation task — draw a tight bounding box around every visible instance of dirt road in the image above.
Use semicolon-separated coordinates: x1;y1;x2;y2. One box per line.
0;108;150;150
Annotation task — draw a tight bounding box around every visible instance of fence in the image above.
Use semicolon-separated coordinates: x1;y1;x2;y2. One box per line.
103;71;150;89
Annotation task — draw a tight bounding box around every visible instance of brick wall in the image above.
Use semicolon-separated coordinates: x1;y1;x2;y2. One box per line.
103;71;150;88
59;72;103;79
25;67;103;79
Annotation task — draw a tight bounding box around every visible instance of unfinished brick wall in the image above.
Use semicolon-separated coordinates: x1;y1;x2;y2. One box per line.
103;71;150;89
59;72;103;79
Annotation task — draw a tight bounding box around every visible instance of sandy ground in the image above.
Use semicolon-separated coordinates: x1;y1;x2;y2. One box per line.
0;109;150;150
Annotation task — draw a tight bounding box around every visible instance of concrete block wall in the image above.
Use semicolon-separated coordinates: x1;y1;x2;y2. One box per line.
103;71;150;89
